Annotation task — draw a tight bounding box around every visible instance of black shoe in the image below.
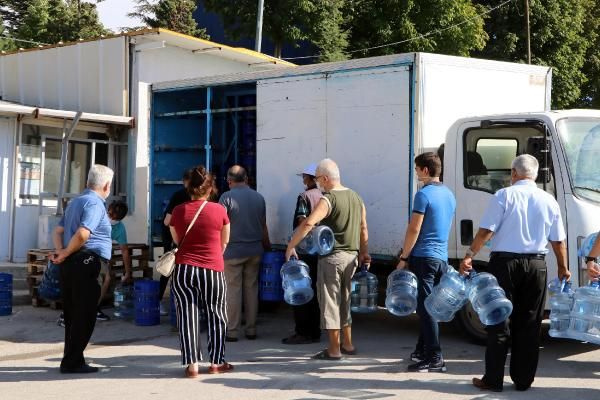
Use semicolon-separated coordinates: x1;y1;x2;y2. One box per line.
60;364;99;374
407;358;447;373
410;348;425;362
245;334;257;340
225;336;238;342
282;334;313;345
57;313;65;328
96;310;110;321
515;383;530;391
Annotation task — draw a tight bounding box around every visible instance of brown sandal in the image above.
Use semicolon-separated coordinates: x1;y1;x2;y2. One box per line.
207;362;234;374
185;366;199;378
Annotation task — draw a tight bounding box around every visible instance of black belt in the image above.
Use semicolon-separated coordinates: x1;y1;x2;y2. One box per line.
490;251;545;260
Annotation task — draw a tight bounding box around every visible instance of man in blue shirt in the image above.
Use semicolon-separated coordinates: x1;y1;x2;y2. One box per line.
51;164;114;374
460;154;569;392
397;152;456;372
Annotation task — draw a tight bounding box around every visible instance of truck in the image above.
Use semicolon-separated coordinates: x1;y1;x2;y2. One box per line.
150;53;600;341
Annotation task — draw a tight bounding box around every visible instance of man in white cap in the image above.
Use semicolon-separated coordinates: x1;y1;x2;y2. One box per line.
282;163;322;344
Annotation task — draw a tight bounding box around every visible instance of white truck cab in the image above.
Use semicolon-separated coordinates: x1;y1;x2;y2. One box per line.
445;110;600;339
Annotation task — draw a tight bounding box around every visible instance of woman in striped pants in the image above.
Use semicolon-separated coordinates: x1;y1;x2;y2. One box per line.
170;166;233;377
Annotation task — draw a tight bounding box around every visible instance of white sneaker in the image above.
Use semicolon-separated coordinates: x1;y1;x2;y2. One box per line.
159;304;168;316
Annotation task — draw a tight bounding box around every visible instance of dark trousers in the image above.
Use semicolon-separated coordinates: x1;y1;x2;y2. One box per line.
59;250;101;368
171;264;228;365
483;255;547;390
410;256;445;360
292;254;321;339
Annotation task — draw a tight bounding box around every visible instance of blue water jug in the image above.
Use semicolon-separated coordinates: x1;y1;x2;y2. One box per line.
259;252;285;301
385;269;418;316
548;278;574;338
0;273;12;317
297;225;335;255
134;280;160;326
38;261;61;301
425;267;468;322
351;265;378;313
113;283;134;320
280;257;314;305
466;272;513;325
567;282;600;344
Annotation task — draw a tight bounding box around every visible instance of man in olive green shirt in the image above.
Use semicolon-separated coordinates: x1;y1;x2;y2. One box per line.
286;158;370;360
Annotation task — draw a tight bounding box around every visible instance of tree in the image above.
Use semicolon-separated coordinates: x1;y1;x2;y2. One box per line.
345;0;488;58
129;0;209;39
577;2;600;108
204;0;348;61
0;0;108;48
473;0;594;109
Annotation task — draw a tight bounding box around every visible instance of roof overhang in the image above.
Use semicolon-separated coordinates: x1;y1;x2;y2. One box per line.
0;101;134;127
131;28;295;68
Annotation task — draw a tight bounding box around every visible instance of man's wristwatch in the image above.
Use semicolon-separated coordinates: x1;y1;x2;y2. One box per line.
585;256;598;263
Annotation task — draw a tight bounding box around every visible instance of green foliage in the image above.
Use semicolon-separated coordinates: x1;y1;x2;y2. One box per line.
0;0;108;48
129;0;208;39
473;0;594;109
204;0;348;61
345;0;488;57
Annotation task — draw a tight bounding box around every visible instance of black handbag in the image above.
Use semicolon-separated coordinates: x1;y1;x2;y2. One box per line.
38;261;61;301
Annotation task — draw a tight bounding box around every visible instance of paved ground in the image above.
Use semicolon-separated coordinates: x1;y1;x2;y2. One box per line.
1;304;599;400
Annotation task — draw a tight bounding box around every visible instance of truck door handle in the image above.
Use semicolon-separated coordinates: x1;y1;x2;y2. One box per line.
461;220;473;245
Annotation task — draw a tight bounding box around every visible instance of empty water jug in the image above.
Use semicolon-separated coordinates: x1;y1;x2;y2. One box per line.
548;278;574;338
425;267;468;322
297;225;335;255
466;272;513;325
385;269;418;317
351;265;378;313
113;283;134;320
280;257;314;306
567;282;600;344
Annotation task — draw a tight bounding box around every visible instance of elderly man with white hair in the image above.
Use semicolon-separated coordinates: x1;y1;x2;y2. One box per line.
460;154;570;392
286;158;370;360
51;164;114;374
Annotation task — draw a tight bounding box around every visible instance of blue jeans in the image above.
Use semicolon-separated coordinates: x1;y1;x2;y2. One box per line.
410;256;446;360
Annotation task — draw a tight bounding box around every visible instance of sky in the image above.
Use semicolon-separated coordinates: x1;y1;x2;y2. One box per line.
96;0;144;32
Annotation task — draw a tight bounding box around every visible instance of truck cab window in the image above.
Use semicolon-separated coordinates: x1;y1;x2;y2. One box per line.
464;126;556;196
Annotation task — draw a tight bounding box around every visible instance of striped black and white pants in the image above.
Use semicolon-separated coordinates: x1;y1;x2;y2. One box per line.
171;264;228;366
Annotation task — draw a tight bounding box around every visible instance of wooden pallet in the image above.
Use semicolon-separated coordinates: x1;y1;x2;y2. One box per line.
26;244;152;308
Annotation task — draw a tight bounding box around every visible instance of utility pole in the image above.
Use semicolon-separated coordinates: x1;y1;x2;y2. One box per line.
525;0;531;64
255;0;265;53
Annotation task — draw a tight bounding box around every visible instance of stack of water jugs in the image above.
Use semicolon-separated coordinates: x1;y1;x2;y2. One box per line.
384;264;514;327
280;226;335;306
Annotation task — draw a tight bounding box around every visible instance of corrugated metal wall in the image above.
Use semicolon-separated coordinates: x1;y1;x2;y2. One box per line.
0;37;128;116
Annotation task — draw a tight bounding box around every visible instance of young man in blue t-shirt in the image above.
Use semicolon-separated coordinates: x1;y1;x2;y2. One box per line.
397;152;456;372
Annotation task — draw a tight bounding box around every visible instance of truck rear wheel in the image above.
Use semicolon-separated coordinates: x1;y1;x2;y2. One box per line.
456;302;487;345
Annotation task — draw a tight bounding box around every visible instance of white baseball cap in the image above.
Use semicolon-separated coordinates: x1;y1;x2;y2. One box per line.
297;163;317;177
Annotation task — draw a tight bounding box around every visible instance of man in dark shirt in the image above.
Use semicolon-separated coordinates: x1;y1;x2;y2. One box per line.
282;164;322;345
159;168;192;313
51;165;114;374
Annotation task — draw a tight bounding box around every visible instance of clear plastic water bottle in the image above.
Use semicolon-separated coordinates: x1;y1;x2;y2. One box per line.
297;226;335;255
280;257;314;306
114;283;134;320
385;269;418;317
567;281;600;344
466;272;513;325
351;265;379;313
425;266;468;322
548;278;574;338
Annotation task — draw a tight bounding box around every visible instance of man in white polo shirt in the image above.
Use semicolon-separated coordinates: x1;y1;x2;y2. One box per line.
460;154;570;392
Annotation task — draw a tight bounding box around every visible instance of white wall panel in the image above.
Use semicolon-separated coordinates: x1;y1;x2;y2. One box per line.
0;117;15;261
0;37;127;115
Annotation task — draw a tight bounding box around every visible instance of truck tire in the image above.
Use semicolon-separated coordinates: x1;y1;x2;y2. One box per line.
456;302;487;345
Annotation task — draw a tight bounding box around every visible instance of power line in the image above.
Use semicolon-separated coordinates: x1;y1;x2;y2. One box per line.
282;0;514;61
0;33;50;47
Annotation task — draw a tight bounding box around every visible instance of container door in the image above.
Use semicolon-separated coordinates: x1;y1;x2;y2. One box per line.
0;118;15;261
